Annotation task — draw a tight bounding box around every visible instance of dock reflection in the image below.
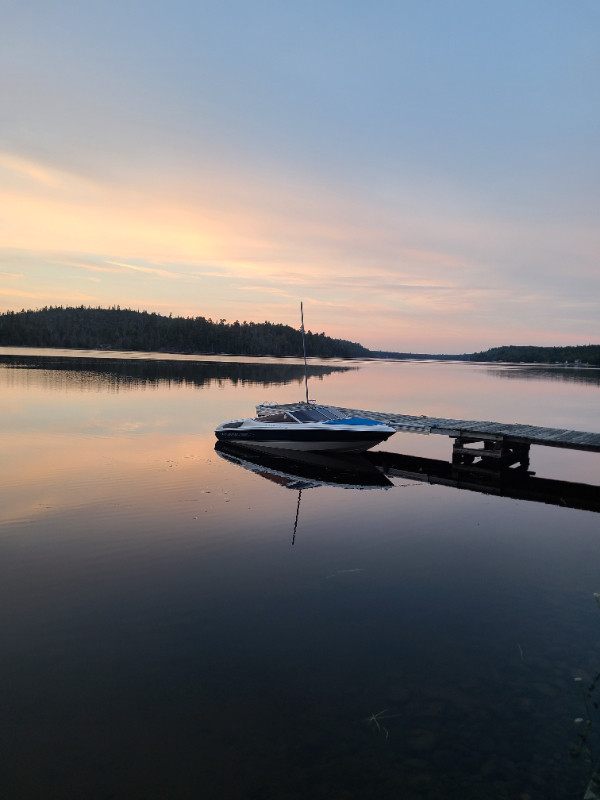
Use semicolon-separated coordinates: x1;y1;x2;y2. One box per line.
215;442;600;514
368;450;600;514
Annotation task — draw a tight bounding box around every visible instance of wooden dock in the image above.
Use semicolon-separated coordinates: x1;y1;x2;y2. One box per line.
258;402;600;470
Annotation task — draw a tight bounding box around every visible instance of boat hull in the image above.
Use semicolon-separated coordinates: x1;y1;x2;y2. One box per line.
215;426;394;453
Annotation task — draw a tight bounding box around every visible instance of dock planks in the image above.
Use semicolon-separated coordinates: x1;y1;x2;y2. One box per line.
259;403;600;454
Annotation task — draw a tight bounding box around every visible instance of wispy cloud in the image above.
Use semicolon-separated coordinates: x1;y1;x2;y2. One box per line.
191;268;234;279
71;262;127;275
0;288;45;299
0;287;97;303
105;260;182;279
238;285;295;297
0;152;61;187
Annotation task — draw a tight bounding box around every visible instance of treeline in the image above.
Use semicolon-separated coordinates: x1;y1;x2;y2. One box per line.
470;345;600;366
0;306;370;358
369;350;469;361
2;307;597;364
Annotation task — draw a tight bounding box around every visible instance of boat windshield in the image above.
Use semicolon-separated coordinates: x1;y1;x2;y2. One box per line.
291;406;344;423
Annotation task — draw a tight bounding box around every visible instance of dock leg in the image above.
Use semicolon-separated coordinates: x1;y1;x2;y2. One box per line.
452;437;531;471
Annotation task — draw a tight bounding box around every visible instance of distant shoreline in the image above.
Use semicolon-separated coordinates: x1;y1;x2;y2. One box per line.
1;345;599;373
0;307;598;365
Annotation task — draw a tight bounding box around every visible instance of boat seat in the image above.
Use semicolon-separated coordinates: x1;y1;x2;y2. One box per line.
257;413;298;423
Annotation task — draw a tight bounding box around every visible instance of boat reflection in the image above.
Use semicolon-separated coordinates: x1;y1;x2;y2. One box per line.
215;443;393;544
214;441;394;490
215;442;600;514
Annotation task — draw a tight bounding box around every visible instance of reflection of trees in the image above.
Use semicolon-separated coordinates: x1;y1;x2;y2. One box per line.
487;366;600;387
0;354;352;391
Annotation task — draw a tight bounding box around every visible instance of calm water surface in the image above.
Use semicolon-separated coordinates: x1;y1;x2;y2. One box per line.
1;349;600;799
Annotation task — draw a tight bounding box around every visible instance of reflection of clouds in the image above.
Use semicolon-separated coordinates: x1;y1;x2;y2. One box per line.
86;419;166;434
0;430;221;526
116;421;146;432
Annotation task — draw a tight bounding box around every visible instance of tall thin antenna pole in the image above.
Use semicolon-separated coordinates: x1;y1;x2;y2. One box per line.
300;300;309;403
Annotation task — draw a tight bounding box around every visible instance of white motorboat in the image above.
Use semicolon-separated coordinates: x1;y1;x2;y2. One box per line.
215;303;396;453
215;403;396;453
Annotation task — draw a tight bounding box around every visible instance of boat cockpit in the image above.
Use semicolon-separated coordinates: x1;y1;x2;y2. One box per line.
257;406;346;425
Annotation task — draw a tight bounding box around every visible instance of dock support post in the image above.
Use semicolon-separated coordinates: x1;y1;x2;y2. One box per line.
451;437;531;472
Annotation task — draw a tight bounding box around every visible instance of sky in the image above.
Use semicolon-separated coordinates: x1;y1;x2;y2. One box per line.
1;0;599;353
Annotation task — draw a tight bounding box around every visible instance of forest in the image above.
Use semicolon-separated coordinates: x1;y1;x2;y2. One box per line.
469;344;600;366
1;307;598;364
0;306;369;358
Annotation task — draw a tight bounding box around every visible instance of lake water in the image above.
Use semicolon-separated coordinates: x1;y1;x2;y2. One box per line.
1;348;600;799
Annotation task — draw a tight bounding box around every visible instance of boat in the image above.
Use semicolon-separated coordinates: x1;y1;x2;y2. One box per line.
214;302;395;453
215;403;396;453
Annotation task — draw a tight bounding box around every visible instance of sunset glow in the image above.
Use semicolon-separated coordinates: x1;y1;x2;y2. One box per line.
2;1;599;352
